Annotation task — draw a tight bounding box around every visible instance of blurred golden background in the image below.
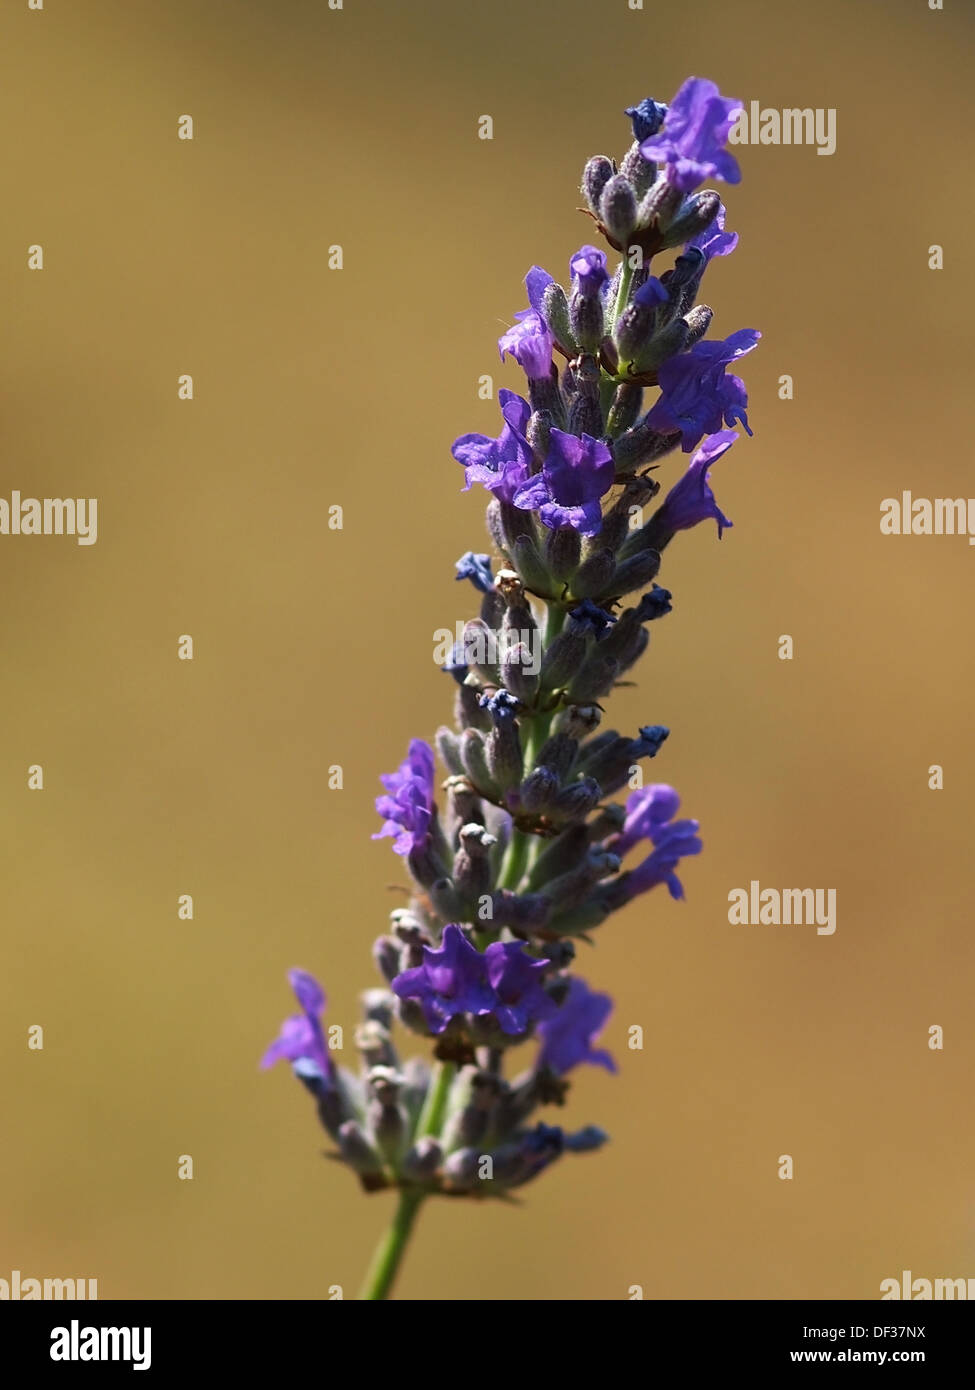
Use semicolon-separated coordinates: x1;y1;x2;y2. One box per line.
2;0;973;1300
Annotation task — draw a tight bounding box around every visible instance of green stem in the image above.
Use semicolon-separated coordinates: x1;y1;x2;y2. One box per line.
416;1059;455;1138
497;825;531;891
357;1062;456;1300
502;602;569;888
612;254;634;329
542;600;567;648
496;602;567;893
357;1188;425;1301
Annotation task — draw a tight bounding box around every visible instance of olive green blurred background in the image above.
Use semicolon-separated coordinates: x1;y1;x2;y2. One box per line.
2;0;973;1301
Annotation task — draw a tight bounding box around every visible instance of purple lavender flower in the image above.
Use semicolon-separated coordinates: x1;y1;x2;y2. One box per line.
261;969;334;1081
686;200;738;261
524;266;555;309
498;267;555;381
484;940;555;1035
635;276;670;308
452;389;533;503
646;329;760;451
373;738;435;856
504;1123;564;1184
495;1123;604;1187
455;551;493;593
615;801;703;902
393;927;556;1038
639;77;743;193
570;244;610;297
512;429;614;536
535;977;616;1075
568;599;618;639
633;724;670;758
611;783;683;857
632;585;673;622
652;430;738;538
499;315;553;381
479;688;520;723
391;924;495;1033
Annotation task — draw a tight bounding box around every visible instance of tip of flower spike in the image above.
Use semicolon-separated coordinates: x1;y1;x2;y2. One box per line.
624;98;668;143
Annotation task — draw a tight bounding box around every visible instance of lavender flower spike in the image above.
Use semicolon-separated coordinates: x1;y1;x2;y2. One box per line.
266;80;760;1301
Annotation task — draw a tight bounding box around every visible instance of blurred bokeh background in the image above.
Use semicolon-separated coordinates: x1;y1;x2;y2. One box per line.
1;0;973;1301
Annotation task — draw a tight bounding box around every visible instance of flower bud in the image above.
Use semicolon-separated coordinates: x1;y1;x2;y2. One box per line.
566;652;618;703
460;728;500;800
501;642;539;706
539;850;621;905
489;890;550;930
429;877;465;922
636;179;683;236
443;774;484;836
336;1120;387;1186
373;934;402;984
538;626;587;691
462;618;501;688
629;315;689;375
526;823;590;891
613;420;681;475
598;173;638;246
659;189;721;250
441;1146;481;1192
360;989;396;1029
549;777;604;827
555;703;603;739
540;281;576;356
452;823;497;902
619;141;657;199
533;731;578;782
517;766;560;815
605;382;643;437
367;1066;408;1166
581;154;615;216
510;534;555;597
544;525;581;582
570;548;617;600
355;1019;397;1071
683;303;713;348
401;1136;442;1183
436;727;465;777
570;288;605;358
